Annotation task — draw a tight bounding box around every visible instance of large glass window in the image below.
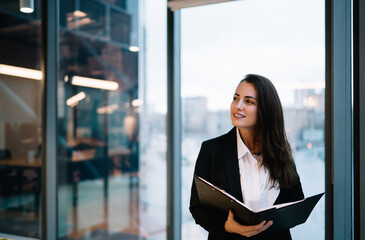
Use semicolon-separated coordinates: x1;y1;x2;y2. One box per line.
57;0;167;239
181;1;325;239
0;1;43;238
139;0;168;239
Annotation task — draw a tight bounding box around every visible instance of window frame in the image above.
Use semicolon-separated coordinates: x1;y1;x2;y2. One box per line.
329;0;353;239
40;0;58;239
353;0;365;239
167;8;182;240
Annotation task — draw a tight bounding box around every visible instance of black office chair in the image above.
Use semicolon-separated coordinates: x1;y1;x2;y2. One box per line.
0;149;11;159
0;149;19;208
0;149;40;214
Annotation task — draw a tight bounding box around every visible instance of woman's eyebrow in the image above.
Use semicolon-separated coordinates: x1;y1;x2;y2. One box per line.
234;93;240;96
244;96;257;100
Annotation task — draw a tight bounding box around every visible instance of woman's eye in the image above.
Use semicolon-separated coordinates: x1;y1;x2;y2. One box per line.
233;96;238;101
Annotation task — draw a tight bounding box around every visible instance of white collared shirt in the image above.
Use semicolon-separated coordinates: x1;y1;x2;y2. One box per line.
236;128;280;212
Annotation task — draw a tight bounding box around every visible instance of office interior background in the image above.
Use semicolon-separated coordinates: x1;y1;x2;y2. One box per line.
0;0;364;239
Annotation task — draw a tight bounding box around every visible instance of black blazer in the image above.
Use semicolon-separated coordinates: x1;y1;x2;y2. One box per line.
189;127;304;240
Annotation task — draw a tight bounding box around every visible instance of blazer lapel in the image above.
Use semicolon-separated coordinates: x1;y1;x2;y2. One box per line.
223;127;243;202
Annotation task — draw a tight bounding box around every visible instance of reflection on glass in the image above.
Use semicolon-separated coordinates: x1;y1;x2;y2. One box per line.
181;1;325;240
57;0;167;239
0;0;42;238
58;1;139;239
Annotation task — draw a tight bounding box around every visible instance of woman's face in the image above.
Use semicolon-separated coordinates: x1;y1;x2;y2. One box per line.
230;81;258;130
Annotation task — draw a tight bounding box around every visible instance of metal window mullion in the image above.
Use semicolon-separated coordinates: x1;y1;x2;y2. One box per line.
167;8;182;240
41;0;58;239
360;0;365;237
332;0;353;239
324;0;333;239
353;0;365;239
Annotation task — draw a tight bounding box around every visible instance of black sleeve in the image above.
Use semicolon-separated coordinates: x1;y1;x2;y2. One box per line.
189;142;231;240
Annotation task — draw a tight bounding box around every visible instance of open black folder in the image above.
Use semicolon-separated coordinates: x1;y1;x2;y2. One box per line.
194;175;324;233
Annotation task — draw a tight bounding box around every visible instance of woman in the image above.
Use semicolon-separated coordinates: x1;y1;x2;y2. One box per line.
189;74;304;240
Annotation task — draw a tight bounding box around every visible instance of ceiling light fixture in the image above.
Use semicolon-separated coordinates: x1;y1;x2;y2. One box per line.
97;104;119;114
69;75;119;91
129;46;140;52
131;99;143;107
0;64;42;80
66;92;86;107
129;32;139;52
20;0;34;13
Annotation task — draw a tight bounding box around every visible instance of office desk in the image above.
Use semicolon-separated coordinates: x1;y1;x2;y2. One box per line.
0;157;41;168
67;138;106;148
0;148;97;167
72;149;96;162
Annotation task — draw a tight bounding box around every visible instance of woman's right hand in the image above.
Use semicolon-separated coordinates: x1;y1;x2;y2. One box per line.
224;210;273;237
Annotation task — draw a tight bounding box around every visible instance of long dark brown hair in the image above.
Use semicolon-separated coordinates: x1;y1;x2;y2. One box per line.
241;74;299;188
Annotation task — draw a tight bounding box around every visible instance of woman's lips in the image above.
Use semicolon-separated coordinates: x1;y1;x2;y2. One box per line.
233;113;245;118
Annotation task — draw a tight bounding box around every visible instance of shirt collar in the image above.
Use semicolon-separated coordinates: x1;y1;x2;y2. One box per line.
236;127;249;159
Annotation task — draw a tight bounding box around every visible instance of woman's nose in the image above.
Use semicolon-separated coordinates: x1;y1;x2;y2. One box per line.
236;100;244;109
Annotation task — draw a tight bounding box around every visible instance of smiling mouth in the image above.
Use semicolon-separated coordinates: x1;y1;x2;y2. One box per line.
234;113;245;118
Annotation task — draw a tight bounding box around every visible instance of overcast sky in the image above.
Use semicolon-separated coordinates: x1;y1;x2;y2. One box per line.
144;0;325;112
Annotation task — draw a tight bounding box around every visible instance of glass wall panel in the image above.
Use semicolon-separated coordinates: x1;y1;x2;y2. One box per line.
57;0;167;239
139;0;168;239
181;1;325;240
0;1;42;239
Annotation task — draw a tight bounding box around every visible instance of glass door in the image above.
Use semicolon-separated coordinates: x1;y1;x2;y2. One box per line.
181;1;325;239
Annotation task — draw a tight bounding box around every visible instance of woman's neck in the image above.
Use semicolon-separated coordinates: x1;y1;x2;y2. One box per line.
238;127;260;154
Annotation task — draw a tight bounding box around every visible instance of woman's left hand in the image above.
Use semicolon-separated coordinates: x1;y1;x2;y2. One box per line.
224;210;273;237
